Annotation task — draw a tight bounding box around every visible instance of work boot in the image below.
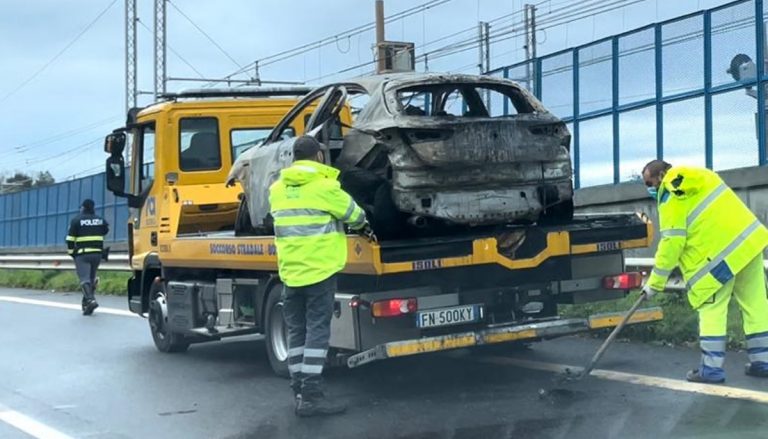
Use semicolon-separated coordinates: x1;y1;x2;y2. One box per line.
686;368;725;384
83;299;99;316
80;283;95;315
745;362;768;378
295;390;347;417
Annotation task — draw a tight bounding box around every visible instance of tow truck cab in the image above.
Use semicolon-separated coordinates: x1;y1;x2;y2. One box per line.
103;88;318;305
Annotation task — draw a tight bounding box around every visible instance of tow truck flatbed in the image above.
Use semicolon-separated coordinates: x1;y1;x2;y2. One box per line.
155;213;653;275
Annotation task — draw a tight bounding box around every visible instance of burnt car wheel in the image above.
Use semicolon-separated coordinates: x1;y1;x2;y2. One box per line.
235;197;255;236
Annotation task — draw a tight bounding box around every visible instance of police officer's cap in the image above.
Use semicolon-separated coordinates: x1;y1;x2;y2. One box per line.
81;199;95;211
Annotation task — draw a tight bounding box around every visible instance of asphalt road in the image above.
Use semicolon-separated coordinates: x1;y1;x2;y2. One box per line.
2;288;768;439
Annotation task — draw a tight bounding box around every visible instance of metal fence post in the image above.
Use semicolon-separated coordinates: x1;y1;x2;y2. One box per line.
704;11;713;169
655;24;664;160
573;49;580;189
503;67;510;116
534;58;543;100
612;37;620;183
757;0;767;165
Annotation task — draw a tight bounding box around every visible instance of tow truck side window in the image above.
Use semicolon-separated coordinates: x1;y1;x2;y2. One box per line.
179;118;221;171
131;123;155;195
231;127;296;161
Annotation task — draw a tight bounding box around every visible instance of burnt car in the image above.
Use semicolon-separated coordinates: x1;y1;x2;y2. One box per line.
228;73;573;239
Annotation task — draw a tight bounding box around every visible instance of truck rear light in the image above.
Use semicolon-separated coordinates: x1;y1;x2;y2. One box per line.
371;298;417;318
603;272;644;290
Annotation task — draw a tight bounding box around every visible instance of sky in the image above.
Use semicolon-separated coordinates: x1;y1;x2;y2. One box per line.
0;0;747;184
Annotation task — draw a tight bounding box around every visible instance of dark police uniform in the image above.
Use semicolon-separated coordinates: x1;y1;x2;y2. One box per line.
66;212;109;314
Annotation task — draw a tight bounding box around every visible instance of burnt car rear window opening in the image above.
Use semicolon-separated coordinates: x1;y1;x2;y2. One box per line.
395;83;535;117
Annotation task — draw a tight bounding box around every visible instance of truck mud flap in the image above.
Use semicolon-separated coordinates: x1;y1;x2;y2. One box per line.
346;306;663;368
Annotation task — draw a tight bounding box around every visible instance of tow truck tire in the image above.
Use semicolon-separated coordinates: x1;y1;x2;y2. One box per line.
264;283;290;378
148;281;190;353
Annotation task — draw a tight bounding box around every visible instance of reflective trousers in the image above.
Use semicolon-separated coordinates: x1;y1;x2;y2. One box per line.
282;275;336;394
697;254;768;380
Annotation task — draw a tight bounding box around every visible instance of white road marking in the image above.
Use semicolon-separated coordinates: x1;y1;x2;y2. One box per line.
478;356;768;404
0;296;136;317
0;405;74;439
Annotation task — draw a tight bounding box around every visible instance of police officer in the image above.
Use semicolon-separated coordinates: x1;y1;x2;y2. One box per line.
269;136;368;417
66;199;109;316
642;160;768;383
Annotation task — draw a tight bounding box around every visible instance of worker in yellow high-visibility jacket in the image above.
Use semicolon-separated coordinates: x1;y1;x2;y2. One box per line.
641;160;768;383
269;136;369;417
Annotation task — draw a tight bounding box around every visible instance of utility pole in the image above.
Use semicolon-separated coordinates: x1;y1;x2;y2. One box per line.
375;0;386;73
477;22;484;74
253;61;262;86
125;0;137;113
478;21;491;110
483;22;491;74
154;0;167;98
523;4;537;92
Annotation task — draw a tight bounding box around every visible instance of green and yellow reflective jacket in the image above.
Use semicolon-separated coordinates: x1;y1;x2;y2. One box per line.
648;166;768;308
268;160;366;287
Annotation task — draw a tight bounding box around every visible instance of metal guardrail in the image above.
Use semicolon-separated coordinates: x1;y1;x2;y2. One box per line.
0;254;131;271
0;254;765;280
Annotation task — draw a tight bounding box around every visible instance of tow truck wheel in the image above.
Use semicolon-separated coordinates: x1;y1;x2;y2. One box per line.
264;283;290;378
148;282;190;353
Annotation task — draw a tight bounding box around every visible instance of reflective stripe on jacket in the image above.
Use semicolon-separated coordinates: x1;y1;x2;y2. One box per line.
269;160;366;287
66;213;109;256
648;166;768;308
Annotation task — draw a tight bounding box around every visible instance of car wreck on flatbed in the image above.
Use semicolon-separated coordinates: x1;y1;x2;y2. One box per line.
228;73;574;239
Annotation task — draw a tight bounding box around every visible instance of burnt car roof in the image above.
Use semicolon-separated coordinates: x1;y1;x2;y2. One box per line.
343;72;528;94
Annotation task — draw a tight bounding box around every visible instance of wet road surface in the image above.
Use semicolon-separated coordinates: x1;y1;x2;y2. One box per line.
1;288;768;439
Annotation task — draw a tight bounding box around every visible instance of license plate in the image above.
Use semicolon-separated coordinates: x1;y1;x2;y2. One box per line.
416;305;483;328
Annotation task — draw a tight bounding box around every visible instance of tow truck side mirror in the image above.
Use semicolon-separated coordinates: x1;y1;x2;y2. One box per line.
106;154;126;195
105;131;129;196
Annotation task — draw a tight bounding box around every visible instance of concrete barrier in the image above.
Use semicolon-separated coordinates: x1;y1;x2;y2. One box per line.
575;165;768;258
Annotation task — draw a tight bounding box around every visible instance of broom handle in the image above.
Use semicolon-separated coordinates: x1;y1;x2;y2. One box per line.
582;294;647;377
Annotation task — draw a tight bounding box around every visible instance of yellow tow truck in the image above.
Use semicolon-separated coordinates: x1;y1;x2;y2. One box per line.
103;86;662;376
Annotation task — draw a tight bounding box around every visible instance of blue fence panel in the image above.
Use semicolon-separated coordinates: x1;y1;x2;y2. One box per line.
0;171;129;250
491;0;765;187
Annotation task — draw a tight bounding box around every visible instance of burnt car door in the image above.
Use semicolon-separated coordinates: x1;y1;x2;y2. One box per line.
230;85;350;233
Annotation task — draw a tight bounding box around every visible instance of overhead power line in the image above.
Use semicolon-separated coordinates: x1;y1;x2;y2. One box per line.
309;0;643;85
167;0;243;70
210;0;452;86
7;136;103;170
14;115;121;153
0;0;118;104
136;19;206;78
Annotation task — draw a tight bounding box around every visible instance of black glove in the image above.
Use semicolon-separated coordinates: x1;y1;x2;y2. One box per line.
358;222;377;242
641;284;660;300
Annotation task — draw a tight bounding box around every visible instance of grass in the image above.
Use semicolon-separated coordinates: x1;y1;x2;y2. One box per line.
561;290;747;350
0;269;130;296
